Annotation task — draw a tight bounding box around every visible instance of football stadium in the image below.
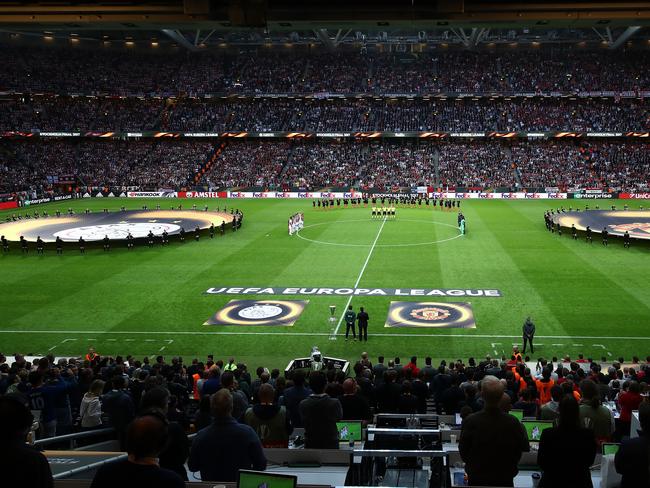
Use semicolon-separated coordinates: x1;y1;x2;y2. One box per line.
0;2;649;487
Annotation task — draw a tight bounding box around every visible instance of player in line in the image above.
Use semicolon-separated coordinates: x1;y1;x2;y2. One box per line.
371;206;396;220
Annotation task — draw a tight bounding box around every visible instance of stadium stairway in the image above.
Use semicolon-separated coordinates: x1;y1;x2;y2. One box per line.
193;142;226;187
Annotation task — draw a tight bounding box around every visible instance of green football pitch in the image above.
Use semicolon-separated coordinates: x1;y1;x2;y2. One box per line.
1;198;649;369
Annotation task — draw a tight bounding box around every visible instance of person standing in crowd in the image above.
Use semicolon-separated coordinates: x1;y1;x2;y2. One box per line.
0;396;53;488
188;389;266;481
617;381;643;439
90;414;184;488
78;379;105;429
615;402;650;488
102;376;135;450
280;369;312;428
344;305;357;341
339;378;371;422
357;307;369;342
522;317;536;354
537;396;598;488
299;371;342;449
244;383;292;448
459;376;529;487
578;379;614;443
140;387;189;481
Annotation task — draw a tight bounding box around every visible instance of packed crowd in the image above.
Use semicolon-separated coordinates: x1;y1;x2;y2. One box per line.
2;46;649;95
2;96;648;132
1;350;648;439
2;140;649;193
0;350;649;484
0;141;214;193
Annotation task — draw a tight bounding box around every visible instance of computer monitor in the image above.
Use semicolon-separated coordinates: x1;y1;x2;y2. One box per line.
509;409;523;421
602;443;620;456
238;470;297;488
522;420;553;442
336;420;363;442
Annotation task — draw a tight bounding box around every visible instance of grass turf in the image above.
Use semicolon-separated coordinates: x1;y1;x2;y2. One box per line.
1;198;649;369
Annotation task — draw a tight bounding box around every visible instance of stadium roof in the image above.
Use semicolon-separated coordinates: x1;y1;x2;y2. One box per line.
0;1;648;50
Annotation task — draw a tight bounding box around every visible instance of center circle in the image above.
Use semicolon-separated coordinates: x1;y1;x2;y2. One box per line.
295;219;463;248
53;222;181;242
238;305;284;319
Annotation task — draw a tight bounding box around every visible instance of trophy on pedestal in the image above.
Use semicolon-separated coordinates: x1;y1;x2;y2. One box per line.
329;305;337;323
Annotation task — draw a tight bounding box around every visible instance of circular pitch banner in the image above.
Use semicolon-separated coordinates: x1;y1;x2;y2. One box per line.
204;299;309;326
0;210;233;242
385;301;476;329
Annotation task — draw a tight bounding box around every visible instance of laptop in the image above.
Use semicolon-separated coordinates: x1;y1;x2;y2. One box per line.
509;409;524;421
336;420;363;442
238;470;297;488
521;420;553;442
602;443;620;456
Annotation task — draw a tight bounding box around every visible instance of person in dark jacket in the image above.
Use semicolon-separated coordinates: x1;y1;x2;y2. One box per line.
299;371;342;449
615;402;650;488
537;396;598;488
279;369;312;428
244;383;292;447
339;378;371;421
357;307;369;341
0;396;53;488
459;375;529;487
140;387;189;481
522;317;536;354
102;376;136;451
188;389;266;482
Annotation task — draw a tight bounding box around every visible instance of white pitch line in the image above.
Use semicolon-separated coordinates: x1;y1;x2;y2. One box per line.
330;217;387;340
48;345;57;351
2;330;650;340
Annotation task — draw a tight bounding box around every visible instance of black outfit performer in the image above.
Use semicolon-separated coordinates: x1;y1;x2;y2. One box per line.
602;227;608;246
20;236;28;253
209;223;215;239
586;225;592;243
522;317;535;354
623;231;631;249
103;236;110;252
179;228;185;242
36;237;44;254
571;224;578;240
344;306;356;340
147;231;154;247
357;307;369;342
79;237;85;254
162;230;169;245
56;236;63;254
220;221;225;235
1;235;8;252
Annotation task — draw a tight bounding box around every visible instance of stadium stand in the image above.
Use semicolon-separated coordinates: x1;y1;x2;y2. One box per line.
1;351;648;486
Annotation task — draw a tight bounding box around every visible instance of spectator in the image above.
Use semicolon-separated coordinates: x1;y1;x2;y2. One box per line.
78;379;105;429
220;371;249;421
615;402;650;488
102;375;136;450
188;389;266;481
537;396;598;488
540;385;563;421
579;379;614;443
299;370;342;449
140;387;189;481
90;414;184;488
339;378;371;422
459;375;529;487
279;369;312;428
244;383;292;448
0;396;53;488
618;381;643;439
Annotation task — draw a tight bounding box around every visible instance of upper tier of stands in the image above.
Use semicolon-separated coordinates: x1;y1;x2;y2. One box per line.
2;46;649;96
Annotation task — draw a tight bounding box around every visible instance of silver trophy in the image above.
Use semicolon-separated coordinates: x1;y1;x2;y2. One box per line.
329;305;336;323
